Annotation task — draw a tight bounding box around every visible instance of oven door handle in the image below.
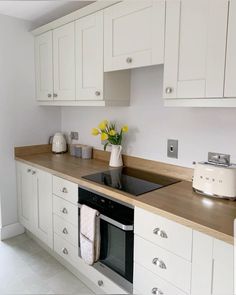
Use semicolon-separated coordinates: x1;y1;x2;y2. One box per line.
77;203;133;231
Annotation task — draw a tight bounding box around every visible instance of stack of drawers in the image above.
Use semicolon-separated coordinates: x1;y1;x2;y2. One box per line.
52;176;79;263
134;207;193;295
52;176;128;294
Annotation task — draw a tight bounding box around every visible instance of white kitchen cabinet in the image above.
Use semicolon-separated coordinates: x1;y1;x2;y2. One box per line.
17;162;35;231
164;0;228;100
16;162;53;248
53;22;75;101
191;230;234;295
224;0;236;98
33;169;53;248
75;11;130;105
76;11;103;101
104;0;165;72
212;239;234;295
35;31;53;101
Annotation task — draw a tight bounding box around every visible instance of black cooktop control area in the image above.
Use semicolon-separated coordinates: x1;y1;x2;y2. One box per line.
82;167;180;196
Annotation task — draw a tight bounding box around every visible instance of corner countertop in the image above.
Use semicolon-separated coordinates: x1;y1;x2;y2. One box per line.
16;152;236;244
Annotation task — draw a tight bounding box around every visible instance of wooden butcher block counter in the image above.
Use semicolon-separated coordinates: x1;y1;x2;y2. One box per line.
15;145;236;244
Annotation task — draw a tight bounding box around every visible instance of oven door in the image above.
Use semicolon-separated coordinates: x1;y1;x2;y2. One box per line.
78;207;134;283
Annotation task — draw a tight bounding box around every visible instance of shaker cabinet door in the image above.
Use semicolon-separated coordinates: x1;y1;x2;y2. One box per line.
76;11;103;101
224;0;236;98
53;22;75;101
17;163;35;231
212;239;234;295
33;169;53;248
104;1;165;72
35;31;53;101
164;0;228;99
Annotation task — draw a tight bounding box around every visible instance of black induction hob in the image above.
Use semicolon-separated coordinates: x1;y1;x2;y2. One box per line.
82;167;180;196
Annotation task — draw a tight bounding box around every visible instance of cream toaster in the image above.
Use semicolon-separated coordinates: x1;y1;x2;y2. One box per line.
193;160;236;200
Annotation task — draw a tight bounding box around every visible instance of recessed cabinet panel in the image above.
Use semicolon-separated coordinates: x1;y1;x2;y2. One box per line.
212;239;234;295
53;22;75;101
17;163;35;230
76;11;103;100
34;169;53;248
35;31;53;101
164;0;228;99
104;1;165;71
225;0;236;98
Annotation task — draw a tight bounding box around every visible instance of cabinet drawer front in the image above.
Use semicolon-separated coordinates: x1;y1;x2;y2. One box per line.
54;233;78;264
53;176;78;204
134;263;187;295
54;234;128;294
53;195;78;226
53;214;78;247
134;236;191;293
134;207;192;260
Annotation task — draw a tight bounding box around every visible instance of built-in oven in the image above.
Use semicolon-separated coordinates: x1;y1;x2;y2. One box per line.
78;187;134;291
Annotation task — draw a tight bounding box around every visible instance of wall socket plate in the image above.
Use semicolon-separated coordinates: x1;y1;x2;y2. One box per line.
71;131;79;140
167;139;178;159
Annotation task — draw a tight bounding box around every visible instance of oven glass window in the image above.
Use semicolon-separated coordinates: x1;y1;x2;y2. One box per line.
100;221;126;277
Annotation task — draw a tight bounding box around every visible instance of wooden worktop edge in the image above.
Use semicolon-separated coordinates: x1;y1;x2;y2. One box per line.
15;156;233;245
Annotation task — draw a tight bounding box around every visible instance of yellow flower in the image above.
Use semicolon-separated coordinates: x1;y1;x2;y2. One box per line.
98;120;108;131
101;133;108;141
109;130;116;136
122;125;128;132
91;128;99;136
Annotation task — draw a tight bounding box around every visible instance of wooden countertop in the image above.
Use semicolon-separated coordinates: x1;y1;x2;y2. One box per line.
15;152;236;244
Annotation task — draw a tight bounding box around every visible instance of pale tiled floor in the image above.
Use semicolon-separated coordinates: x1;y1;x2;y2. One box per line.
0;234;94;294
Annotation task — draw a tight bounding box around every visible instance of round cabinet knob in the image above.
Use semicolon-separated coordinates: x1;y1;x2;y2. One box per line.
165;87;173;94
48;93;52;98
53;93;58;98
61;208;68;214
95;91;101;96
126;57;132;63
27;168;32;173
32;171;36;175
62;228;68;235
153;228;168;239
62;248;68;255
152;288;163;295
97;280;103;287
62;187;68;193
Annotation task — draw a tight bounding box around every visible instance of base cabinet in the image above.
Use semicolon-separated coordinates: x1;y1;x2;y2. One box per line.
134;207;234;295
16;162;53;248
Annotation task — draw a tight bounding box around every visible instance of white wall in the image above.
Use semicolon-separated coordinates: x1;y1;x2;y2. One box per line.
61;65;236;168
0;15;61;229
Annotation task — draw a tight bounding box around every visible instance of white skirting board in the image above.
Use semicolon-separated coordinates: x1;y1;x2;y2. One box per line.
0;222;25;240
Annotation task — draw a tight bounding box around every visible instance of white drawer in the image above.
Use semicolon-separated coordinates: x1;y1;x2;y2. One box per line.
134;235;191;293
53;176;78;204
54;234;128;294
53;195;78;226
134;207;192;260
134;263;188;295
54;233;79;264
53;214;78;247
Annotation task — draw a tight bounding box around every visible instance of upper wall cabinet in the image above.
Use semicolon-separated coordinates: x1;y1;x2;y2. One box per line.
76;11;104;101
224;0;236;98
163;0;229;100
35;22;75;102
75;11;130;105
53;23;76;101
35;31;53;101
104;1;165;72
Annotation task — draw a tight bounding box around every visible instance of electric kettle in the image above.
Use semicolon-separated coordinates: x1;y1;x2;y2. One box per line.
52;132;67;153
